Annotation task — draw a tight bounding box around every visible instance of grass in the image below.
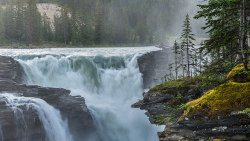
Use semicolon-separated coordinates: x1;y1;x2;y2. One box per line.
148;77;202;94
151;115;174;125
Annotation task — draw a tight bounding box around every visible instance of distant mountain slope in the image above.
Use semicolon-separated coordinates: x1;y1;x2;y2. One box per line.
37;3;61;24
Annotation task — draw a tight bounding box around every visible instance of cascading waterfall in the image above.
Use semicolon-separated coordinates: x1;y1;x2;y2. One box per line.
0;93;72;141
0;47;163;141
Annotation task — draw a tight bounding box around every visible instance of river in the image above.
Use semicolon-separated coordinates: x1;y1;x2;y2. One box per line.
0;47;163;141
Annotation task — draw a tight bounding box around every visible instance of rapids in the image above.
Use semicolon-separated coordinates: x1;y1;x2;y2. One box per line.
0;93;72;141
0;47;163;141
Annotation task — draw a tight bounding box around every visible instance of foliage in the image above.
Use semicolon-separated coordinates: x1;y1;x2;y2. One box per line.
227;63;250;82
200;60;235;89
238;108;250;117
195;0;250;71
0;0;191;46
149;77;202;95
180;14;196;77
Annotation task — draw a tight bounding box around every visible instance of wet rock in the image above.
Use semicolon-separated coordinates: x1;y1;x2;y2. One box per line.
138;48;172;89
185;87;203;101
0;56;101;141
132;92;174;116
133;80;250;141
195;126;250;136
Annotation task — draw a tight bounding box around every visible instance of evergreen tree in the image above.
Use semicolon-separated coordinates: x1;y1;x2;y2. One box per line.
41;13;53;42
180;14;195;77
25;0;42;45
69;0;79;45
94;0;104;44
195;0;250;71
180;43;186;78
239;0;248;71
0;2;5;44
61;7;70;45
192;48;199;76
3;1;16;43
54;6;71;45
15;0;25;43
173;40;180;79
0;0;199;46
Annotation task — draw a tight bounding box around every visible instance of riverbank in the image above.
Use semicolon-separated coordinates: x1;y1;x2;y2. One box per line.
133;64;250;141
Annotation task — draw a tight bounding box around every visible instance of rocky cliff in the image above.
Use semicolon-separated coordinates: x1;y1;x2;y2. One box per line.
0;56;101;141
134;63;250;141
138;48;173;89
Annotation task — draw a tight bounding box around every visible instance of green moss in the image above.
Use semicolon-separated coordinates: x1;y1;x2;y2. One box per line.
239;108;250;117
148;77;200;94
180;69;250;121
151;115;174;125
148;80;185;93
180;82;250;120
180;64;250;121
227;63;250;82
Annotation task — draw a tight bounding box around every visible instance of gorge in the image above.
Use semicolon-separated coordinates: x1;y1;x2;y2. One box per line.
0;47;166;141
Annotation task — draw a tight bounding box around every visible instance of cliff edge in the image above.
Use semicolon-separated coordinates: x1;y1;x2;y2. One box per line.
0;56;101;141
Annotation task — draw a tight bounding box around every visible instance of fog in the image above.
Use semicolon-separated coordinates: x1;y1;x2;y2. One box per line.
0;0;208;46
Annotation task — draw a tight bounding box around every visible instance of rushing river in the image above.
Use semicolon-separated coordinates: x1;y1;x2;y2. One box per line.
0;47;163;141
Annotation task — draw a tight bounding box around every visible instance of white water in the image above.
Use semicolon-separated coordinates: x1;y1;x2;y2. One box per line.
0;47;163;141
0;93;72;141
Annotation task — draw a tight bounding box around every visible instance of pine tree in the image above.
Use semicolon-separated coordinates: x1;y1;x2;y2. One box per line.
15;0;25;43
41;13;53;42
61;7;70;45
173;40;180;79
25;0;42;45
168;63;174;81
180;14;195;77
195;0;250;71
198;48;204;73
179;43;186;78
239;0;248;71
0;2;5;44
94;0;104;44
192;48;199;76
69;0;79;45
3;1;16;43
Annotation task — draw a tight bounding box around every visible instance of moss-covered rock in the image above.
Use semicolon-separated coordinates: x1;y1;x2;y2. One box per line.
180;64;250;120
148;77;202;95
227;63;250;82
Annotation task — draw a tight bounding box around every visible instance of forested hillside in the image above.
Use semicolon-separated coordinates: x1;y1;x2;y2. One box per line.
0;0;204;46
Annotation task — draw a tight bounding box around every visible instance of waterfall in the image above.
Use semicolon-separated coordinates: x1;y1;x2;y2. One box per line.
0;93;72;141
0;47;163;141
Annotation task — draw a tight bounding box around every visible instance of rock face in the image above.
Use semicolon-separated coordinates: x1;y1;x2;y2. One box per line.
0;56;101;141
133;74;250;141
132;92;175;124
133;89;250;141
138;48;173;89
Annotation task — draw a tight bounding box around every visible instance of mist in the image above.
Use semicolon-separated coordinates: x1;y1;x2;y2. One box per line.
0;0;207;46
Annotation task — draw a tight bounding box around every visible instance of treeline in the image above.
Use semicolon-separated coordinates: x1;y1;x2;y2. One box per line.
165;0;249;88
0;0;190;46
164;14;204;82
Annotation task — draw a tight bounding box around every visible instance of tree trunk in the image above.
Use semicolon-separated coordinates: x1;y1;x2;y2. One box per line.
175;48;178;80
240;0;248;71
186;39;190;77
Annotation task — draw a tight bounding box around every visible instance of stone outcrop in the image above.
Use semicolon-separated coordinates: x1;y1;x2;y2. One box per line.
138;48;173;89
0;56;101;141
133;87;250;141
133;63;250;141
